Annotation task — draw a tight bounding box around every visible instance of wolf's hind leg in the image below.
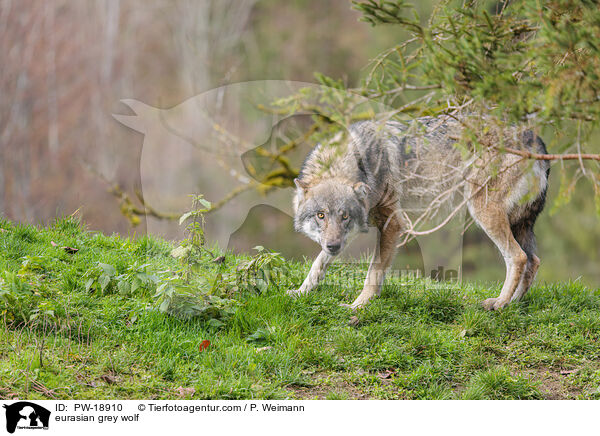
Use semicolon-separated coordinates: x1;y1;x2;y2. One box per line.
510;227;540;302
469;202;528;310
511;254;540;302
346;208;402;310
287;250;334;296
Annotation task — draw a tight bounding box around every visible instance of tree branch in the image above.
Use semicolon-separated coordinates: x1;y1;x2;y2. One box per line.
502;147;600;162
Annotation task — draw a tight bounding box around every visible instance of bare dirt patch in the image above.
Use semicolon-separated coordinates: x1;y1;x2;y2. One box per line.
526;367;582;400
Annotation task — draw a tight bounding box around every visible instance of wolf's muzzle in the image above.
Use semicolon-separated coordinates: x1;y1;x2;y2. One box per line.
326;242;341;255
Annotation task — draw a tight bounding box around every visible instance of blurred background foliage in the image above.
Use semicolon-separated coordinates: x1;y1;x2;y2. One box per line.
0;0;598;285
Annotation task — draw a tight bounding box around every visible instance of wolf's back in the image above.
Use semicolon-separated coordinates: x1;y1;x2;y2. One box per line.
299;115;549;201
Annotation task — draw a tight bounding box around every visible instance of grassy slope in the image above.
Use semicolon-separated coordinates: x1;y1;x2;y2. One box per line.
1;217;599;400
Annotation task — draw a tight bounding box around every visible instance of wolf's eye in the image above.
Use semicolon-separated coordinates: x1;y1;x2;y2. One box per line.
341;212;349;221
317;212;325;220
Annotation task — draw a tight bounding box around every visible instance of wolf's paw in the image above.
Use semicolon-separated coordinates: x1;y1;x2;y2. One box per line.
481;297;508;311
341;292;374;311
286;289;304;297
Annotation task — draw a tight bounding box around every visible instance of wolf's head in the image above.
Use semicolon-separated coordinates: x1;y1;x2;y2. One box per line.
293;178;369;255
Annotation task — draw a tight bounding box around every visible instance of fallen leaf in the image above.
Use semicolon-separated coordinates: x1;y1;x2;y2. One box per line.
199;340;211;352
256;346;272;352
50;241;59;247
213;256;225;264
560;369;578;376
348;316;360;327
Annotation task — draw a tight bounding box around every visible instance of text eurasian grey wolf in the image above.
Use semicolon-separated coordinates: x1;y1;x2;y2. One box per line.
289;115;550;310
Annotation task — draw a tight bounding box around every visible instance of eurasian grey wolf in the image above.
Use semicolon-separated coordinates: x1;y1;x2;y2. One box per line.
288;115;550;310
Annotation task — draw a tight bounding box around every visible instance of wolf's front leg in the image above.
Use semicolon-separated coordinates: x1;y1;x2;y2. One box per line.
346;247;394;309
287;250;334;296
347;257;387;309
346;210;401;310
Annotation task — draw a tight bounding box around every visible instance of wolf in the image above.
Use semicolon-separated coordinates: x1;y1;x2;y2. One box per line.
288;115;550;310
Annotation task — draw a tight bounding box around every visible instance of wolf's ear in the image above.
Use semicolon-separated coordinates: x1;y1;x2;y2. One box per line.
353;182;369;202
294;178;308;202
294;178;308;190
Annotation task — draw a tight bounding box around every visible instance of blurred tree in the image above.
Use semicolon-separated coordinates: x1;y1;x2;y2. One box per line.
0;1;257;231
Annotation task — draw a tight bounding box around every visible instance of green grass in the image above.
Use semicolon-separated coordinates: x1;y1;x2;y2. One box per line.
1;216;599;400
